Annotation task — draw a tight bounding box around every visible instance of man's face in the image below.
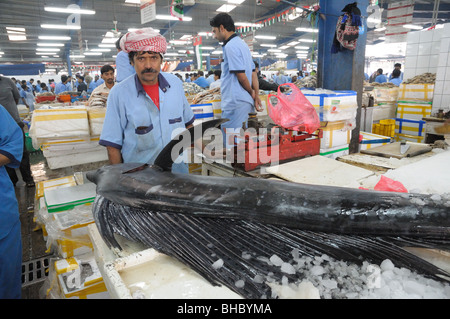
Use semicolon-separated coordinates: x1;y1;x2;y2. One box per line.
212;25;226;42
131;51;162;85
101;70;115;85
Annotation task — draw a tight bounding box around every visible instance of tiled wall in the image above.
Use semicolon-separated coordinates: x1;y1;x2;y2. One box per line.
404;24;450;114
433;24;450;114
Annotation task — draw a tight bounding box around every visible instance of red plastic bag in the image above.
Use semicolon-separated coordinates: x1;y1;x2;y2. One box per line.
374;175;408;193
268;83;320;133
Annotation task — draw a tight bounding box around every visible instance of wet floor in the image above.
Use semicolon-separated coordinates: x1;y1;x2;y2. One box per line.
16;150;108;299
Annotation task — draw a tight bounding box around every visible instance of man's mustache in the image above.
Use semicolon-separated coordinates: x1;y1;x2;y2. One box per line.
141;68;157;74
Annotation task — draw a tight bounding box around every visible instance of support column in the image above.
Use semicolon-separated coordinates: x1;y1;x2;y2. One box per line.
206;55;211;70
318;0;369;153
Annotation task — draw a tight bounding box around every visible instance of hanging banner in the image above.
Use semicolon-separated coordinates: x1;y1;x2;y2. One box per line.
193;35;202;70
140;0;156;24
171;0;184;20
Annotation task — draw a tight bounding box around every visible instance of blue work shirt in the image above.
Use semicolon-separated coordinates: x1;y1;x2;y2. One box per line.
390;77;402;86
99;73;195;174
116;50;136;82
375;74;388;83
0;105;23;239
20;87;35;112
54;82;67;94
94;79;104;86
87;81;96;94
389;71;403;81
194;76;209;88
220;33;255;111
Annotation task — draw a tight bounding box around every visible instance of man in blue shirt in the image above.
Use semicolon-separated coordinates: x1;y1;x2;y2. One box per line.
210;13;262;148
100;28;195;174
374;68;387;83
194;70;209;88
94;74;104;86
115;35;136;83
389;69;403;86
55;75;70;94
388;63;403;81
0;105;24;299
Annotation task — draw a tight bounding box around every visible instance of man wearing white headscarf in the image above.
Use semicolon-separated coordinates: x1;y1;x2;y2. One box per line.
99;28;195;174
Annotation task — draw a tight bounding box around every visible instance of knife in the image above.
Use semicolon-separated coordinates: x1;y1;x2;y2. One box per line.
400;141;410;154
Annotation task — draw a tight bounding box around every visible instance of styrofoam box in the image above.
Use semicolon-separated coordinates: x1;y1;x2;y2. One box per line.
373;103;397;121
191;103;214;124
359;132;392;151
396;100;432;120
398;84;434;101
394;117;426;137
302;89;358;122
103;248;242;299
318;121;352;149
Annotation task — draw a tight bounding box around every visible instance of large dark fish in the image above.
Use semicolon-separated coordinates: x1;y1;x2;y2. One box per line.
87;119;450;298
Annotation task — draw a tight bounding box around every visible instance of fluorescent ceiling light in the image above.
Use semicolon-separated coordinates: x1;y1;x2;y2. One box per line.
211;50;223;54
294;46;309;50
296;27;318;33
216;4;236;12
91;48;111;52
403;24;423;30
37;43;64;47
170;40;190;45
36;47;60;51
165;53;181;56
255;35;276;40
296;50;308;54
0;52;4;55
198;32;213;36
44;6;95;14
98;44;116;48
36;52;57;55
202;53;210;56
41;24;81;30
39;35;71;40
201;47;216;50
112;55;117;58
278;45;289;50
53;55;59;58
180;35;192;40
268;49;281;52
252;54;264;58
6;27;25;32
298;39;316;43
125;0;140;3
227;0;245;4
260;44;277;47
178;50;187;53
287;41;299;46
84;52;102;56
69;55;85;58
156;14;192;21
9;35;27;41
235;22;262;28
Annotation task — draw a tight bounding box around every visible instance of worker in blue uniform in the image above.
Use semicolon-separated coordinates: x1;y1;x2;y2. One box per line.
99;28;195;174
0;104;24;299
210;13;262;148
374;68;387;83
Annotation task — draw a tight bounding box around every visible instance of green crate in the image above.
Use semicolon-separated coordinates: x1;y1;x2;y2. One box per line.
25;132;39;152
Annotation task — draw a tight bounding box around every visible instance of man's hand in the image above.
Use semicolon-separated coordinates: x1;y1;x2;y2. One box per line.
254;95;263;112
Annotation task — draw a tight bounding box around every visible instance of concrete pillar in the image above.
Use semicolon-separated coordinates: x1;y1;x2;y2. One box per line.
318;0;369;153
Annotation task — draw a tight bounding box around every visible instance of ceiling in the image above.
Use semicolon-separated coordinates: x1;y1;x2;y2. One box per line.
0;0;449;70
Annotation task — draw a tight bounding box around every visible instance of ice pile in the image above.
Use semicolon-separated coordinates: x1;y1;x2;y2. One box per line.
259;250;450;299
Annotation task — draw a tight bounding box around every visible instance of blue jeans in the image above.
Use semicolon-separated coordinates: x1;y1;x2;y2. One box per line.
221;102;254;148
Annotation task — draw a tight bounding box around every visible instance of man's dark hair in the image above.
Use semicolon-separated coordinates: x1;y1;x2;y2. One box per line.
213;69;222;78
40;83;46;88
79;76;84;81
198;70;204;76
392;69;401;78
61;75;68;82
210;13;235;32
101;64;115;75
394;63;401;68
377;68;383;74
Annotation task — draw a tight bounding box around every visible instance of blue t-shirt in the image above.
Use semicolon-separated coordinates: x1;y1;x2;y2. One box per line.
99;73;195;173
116;50;136;83
220;33;255;111
375;74;388;83
390;77;402;86
194;76;209;88
0;105;23;239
